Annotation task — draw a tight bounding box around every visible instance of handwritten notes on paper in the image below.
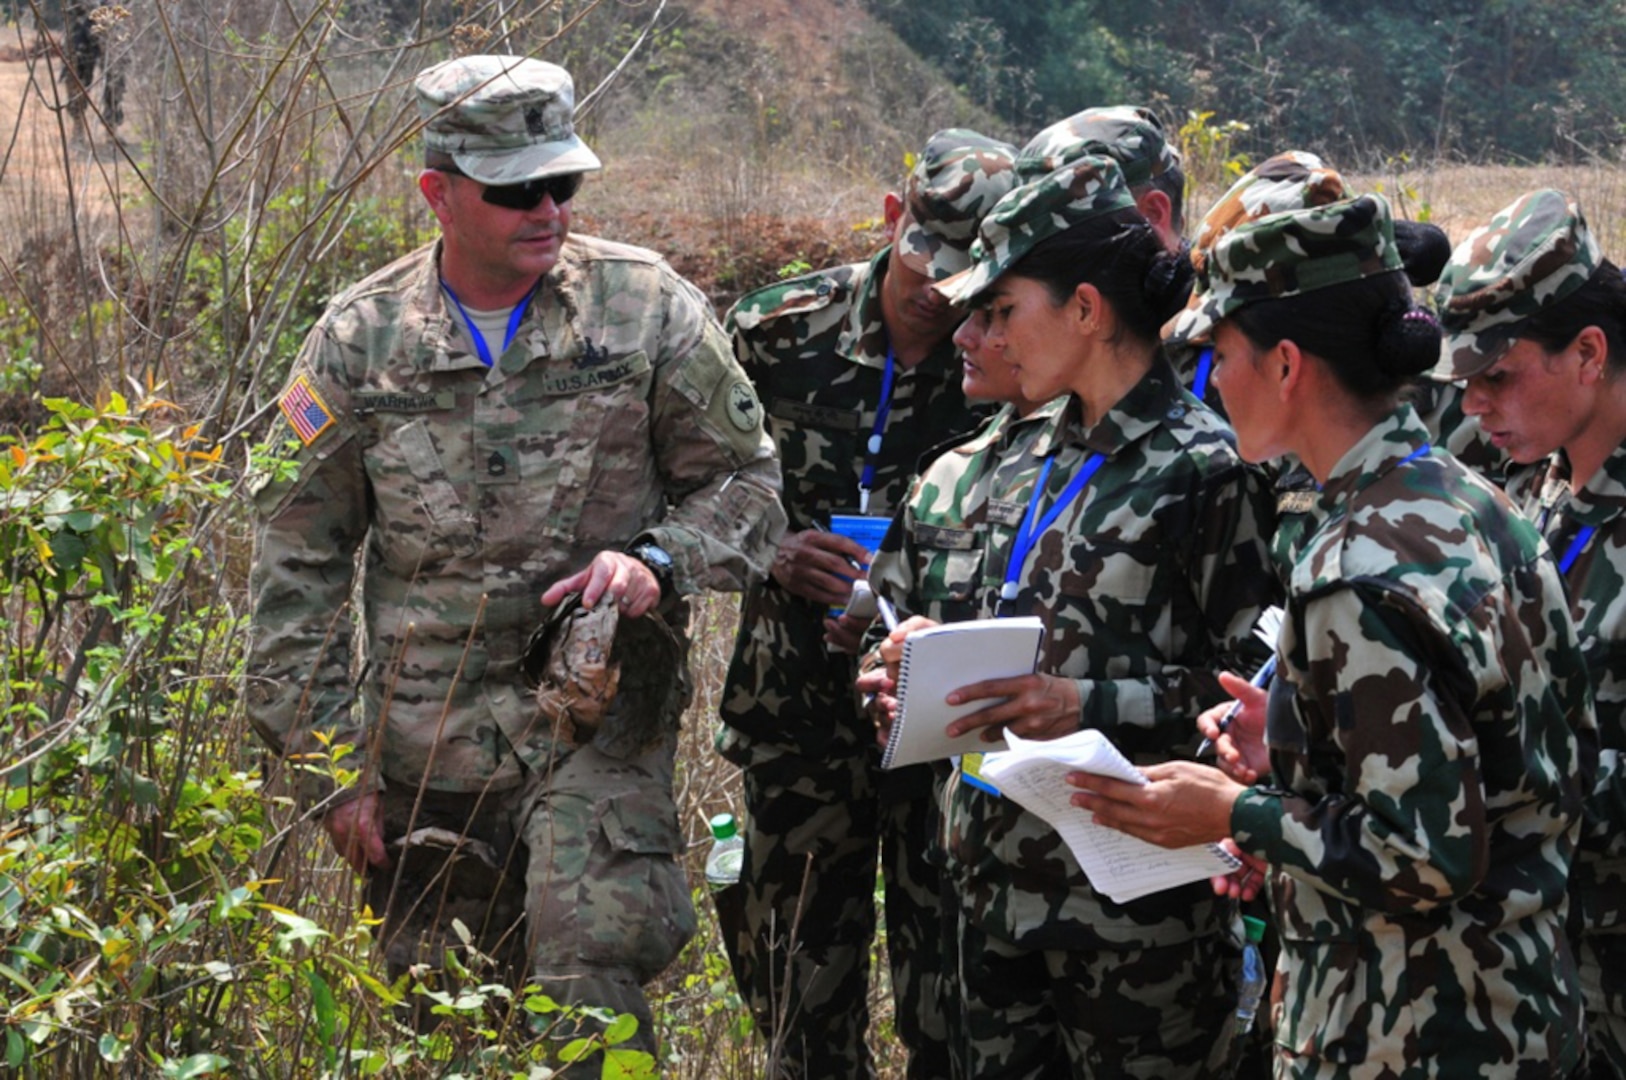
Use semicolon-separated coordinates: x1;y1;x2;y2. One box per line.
978;729;1241;904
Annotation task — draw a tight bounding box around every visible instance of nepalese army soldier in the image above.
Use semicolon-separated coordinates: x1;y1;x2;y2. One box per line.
58;0;127;135
715;129;1017;1080
1074;194;1596;1079
1433;189;1626;1079
244;55;783;1056
852;105;1190;1079
870;155;1279;1078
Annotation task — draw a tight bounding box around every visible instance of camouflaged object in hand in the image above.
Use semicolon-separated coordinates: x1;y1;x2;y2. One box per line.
526;594;688;760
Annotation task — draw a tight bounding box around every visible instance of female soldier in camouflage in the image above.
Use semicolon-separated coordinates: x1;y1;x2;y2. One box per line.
1073;194;1595;1078
1433;189;1626;1078
872;155;1280;1078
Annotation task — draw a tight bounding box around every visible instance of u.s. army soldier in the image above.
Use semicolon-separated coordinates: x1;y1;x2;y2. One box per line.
245;54;783;1056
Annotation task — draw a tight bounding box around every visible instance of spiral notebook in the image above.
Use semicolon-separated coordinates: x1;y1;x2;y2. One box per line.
980;729;1243;903
880;616;1046;770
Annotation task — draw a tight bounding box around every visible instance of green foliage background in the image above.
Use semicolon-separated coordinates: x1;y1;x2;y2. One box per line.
865;0;1626;163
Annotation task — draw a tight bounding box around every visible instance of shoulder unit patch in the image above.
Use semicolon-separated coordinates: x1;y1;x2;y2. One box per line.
278;373;336;447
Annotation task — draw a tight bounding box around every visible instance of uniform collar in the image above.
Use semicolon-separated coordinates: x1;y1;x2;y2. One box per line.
1540;440;1626;527
839;246;961;380
1027;352;1187;460
403;238;568;375
1315;403;1432;514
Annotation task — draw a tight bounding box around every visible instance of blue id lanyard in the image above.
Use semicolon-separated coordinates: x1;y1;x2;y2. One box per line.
857;347;898;514
999;452;1106;608
441;279;540;368
1558;525;1598;576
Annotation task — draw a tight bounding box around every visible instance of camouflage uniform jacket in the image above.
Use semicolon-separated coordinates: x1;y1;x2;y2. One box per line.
718;248;989;761
1511;443;1626;949
868;399;1064;629
942;358;1280;949
1230;405;1594;1076
247;236;783;800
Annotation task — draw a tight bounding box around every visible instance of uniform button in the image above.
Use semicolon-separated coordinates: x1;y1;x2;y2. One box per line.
1166;406;1186;420
488;452;507;476
815;281;832;297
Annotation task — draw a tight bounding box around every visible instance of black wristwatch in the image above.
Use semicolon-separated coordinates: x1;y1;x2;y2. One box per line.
628;541;675;599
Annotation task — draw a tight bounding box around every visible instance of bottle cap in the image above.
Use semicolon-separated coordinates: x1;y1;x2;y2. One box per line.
1242;915;1267;944
709;812;738;841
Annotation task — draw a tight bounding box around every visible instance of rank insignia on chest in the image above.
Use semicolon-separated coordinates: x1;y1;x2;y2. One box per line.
278;373;336;447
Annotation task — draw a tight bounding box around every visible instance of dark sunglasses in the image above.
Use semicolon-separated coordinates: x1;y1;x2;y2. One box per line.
437;166;583;211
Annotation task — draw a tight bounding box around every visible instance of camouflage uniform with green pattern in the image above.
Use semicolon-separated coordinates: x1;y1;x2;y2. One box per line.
937;364;1279;1078
1227;405;1593;1078
717;129;1017;1080
1187;193;1596;1078
1437;187;1626;1077
247;231;782;1045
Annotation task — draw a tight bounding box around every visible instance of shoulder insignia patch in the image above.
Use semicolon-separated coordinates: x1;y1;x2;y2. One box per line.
726;381;762;432
278;373;336;447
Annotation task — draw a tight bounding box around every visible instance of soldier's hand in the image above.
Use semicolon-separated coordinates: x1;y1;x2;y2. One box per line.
876;615;939;678
324;791;388;874
771;529;872;607
1210;841;1268;902
823;609;870;654
942;672;1081;742
1066;761;1243;850
1198;671;1271;784
855;665;899;747
542;551;662;618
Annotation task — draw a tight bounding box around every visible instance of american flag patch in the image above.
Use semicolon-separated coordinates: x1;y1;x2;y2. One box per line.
278;374;336;447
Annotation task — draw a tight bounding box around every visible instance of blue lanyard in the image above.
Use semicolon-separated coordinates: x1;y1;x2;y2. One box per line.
857;347;898;513
1559;525;1598;576
1000;452;1106;605
1192;347;1213;402
441;279;539;368
1400;442;1432;466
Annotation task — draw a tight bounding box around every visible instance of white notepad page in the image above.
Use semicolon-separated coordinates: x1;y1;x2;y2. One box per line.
979;729;1241;903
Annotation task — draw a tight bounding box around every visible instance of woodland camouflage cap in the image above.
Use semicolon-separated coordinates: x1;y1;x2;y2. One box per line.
1016;105;1180;185
894;129;1020;280
933;154;1137;306
1190;193;1402;338
416;55;602;185
1431;188;1601;381
1165;150;1348;346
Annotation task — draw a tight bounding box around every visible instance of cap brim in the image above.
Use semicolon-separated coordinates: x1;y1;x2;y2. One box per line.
454;137;602;186
1162;300;1210;348
932;263;990;307
1431;327;1515;383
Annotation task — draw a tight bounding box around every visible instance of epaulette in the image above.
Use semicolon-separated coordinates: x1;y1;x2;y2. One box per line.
727;264;858;332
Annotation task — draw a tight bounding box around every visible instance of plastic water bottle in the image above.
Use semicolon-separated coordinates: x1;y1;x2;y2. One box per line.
705;813;745;891
1235;915;1268;1036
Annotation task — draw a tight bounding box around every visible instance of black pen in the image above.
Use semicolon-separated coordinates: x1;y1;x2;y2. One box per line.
1197;655;1277;757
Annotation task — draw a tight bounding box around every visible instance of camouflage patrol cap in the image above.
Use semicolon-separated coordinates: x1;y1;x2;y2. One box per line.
894;129;1020;281
1016;105;1180;185
1431;189;1601;381
1189;193;1402;338
416;55;602;186
932;155;1137;306
1165;151;1347;346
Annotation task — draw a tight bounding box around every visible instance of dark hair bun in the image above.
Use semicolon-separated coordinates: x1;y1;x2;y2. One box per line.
1392;221;1452;288
1376;304;1442;377
1142;248;1195;324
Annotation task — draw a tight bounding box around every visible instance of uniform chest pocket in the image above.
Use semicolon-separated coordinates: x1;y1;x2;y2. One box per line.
913;526;984;621
363;415;479;571
765;404;861;512
510;351;659;544
1047;547;1160;678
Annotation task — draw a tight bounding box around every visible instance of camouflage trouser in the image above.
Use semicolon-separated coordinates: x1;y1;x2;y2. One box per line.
715;745;950;1079
367;737;695;1057
956;915;1238;1079
1580;934;1626;1079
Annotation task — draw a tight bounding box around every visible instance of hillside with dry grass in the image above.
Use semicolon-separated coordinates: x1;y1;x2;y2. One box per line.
4;2;1626;1076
